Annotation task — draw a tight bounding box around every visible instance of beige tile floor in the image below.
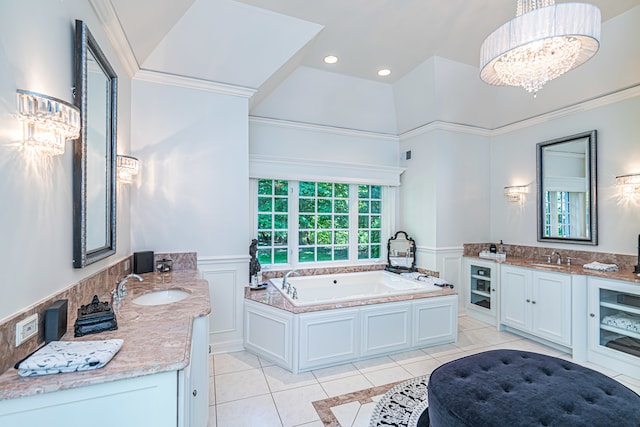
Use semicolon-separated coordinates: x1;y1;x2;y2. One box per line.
207;316;640;427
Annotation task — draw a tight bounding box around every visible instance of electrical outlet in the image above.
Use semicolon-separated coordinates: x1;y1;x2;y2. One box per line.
124;260;130;270
16;313;38;347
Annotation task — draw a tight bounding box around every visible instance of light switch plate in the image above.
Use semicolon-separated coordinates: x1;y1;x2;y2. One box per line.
16;313;38;346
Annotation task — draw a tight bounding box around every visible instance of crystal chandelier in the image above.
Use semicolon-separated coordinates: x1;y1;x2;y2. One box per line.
480;0;601;96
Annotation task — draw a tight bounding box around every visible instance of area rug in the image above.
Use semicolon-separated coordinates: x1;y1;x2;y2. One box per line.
368;375;429;427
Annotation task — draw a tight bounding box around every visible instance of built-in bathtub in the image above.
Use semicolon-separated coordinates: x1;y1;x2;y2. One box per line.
271;270;446;306
244;270;458;373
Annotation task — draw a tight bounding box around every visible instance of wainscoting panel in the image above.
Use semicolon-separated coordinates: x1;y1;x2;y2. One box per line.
199;256;250;353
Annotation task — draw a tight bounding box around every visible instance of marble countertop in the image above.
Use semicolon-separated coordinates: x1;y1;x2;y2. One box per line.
466;255;640;284
245;281;457;314
0;270;210;401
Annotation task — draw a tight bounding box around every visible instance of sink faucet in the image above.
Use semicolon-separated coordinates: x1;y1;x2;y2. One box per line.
282;270;299;290
114;273;143;300
551;251;562;265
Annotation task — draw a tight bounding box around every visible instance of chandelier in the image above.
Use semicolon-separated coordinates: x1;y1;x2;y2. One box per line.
480;0;601;96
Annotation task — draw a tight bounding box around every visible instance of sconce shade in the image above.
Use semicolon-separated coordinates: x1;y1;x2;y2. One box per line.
480;1;600;96
117;155;139;183
616;174;640;198
504;185;528;202
16;89;80;156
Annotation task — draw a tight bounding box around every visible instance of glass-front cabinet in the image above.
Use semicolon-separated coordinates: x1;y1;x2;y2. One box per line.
588;277;640;378
465;258;498;326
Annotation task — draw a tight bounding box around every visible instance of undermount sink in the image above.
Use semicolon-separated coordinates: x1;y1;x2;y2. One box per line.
132;289;190;306
529;263;566;269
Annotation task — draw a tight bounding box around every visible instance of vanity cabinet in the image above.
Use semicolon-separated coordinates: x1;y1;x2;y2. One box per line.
0;371;178;426
179;315;210;427
587;277;640;379
500;265;571;347
464;258;498;325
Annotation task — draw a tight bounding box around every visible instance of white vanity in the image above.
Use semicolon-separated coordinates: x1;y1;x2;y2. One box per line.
463;256;640;379
0;271;210;427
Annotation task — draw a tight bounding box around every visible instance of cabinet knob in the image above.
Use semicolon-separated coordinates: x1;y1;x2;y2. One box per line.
192;389;198;397
491;288;496;292
532;301;536;304
526;299;531;303
590;313;595;317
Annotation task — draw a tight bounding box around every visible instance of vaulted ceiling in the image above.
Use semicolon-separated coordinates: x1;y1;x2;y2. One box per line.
111;0;640;88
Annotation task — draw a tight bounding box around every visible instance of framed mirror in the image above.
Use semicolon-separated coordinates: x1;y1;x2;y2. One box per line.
536;130;597;245
385;231;417;273
73;20;118;268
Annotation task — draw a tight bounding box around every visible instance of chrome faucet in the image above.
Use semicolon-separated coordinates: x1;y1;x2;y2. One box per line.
551;251;562;265
114;273;143;300
282;270;299;290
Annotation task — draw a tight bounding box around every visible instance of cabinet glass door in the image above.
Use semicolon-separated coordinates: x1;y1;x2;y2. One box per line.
599;289;640;358
470;265;492;310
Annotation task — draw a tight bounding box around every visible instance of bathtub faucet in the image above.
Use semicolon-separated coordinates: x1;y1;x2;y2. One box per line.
282;270;299;290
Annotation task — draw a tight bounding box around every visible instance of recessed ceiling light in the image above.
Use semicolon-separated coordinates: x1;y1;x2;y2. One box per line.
324;55;339;64
377;69;392;77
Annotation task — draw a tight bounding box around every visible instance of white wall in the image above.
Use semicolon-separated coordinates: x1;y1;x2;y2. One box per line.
490;95;640;255
130;78;250;257
251;66;398;135
0;0;132;321
399;127;491;271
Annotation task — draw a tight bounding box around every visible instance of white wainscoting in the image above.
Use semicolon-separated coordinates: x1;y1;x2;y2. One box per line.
198;255;250;353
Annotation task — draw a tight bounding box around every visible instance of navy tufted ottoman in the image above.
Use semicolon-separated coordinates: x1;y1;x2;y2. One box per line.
428;349;640;427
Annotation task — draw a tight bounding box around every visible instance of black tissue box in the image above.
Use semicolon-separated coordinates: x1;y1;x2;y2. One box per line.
45;299;68;343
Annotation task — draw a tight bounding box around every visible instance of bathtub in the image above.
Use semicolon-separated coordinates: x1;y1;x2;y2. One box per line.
245;270;458;373
270;270;443;307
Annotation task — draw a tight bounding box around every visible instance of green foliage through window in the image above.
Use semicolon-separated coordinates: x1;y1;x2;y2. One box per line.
256;180;384;265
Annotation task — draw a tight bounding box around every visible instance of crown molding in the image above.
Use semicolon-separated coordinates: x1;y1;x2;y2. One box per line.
250;116;399;142
399;84;640;140
89;0;139;78
400;121;492;141
135;70;257;98
491;84;640;135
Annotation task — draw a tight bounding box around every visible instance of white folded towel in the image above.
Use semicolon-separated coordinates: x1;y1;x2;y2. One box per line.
583;261;619;272
18;339;123;377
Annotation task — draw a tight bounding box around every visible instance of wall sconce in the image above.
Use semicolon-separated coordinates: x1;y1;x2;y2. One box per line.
117;155;139;183
16;89;80;156
504;185;528;202
616;174;640;198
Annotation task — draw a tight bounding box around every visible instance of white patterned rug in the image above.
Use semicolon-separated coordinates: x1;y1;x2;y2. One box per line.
369;375;429;427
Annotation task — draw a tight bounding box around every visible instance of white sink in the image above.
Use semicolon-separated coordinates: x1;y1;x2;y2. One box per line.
530;263;566;269
132;289;190;306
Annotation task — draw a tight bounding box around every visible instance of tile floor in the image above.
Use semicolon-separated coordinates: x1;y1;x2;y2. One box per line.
207;316;640;427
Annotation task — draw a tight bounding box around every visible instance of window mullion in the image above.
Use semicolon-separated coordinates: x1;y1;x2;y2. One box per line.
290;181;299;266
349;184;359;261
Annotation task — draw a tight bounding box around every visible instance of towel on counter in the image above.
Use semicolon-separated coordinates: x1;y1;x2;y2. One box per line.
18;339;123;377
583;261;619;272
400;272;453;288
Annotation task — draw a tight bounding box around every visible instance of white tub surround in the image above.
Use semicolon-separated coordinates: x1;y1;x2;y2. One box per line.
244;273;458;373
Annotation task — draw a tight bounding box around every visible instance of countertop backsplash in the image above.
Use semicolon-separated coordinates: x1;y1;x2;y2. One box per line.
463;243;638;272
0;251;199;376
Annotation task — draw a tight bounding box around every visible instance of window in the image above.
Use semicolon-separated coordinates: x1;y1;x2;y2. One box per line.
255;179;385;266
257;179;289;265
358;185;382;259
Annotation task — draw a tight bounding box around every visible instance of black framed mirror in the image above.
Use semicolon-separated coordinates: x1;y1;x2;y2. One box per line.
536;130;597;245
385;231;417;273
73;20;118;268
